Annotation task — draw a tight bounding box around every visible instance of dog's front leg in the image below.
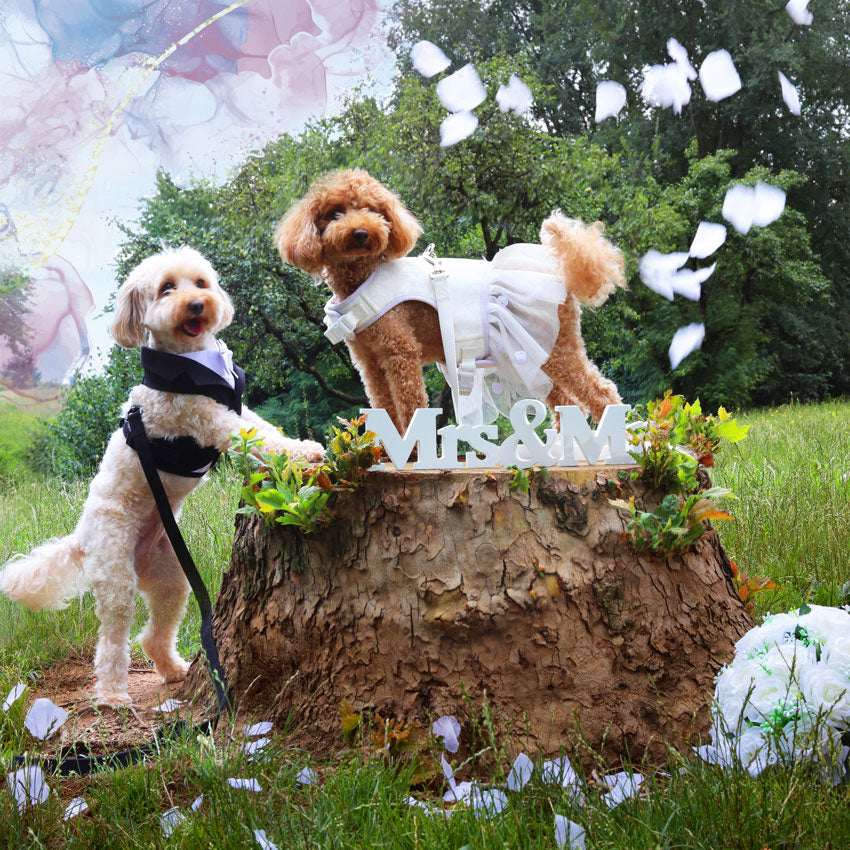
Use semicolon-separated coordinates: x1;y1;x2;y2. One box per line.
347;343;401;428
359;323;428;433
239;406;324;462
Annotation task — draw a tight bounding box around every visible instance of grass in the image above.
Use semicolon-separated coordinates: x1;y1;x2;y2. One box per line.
0;402;848;847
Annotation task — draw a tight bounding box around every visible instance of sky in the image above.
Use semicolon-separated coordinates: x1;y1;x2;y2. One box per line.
0;0;395;406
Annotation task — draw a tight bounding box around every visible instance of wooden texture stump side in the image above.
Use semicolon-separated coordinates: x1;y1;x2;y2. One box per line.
185;467;753;762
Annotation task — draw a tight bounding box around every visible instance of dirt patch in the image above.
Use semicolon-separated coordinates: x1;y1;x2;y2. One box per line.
24;657;208;757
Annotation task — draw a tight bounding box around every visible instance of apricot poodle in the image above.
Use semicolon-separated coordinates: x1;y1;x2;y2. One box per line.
0;247;323;706
275;169;625;434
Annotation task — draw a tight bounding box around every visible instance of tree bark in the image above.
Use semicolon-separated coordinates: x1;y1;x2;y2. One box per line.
185;466;753;763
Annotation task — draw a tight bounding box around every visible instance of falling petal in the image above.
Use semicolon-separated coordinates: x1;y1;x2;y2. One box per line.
722;184;756;234
63;797;88;820
555;814;586;849
432;715;461;753
669;323;705;369
786;0;813;25
440;111;479;147
639;250;689;300
436;63;487;113
443;779;475;803
296;766;317;786
154;698;183;713
752;181;786;227
2;683;26;711
7;766;50;811
671;263;716;301
496;74;533;116
228;777;262;792
440;753;455;783
778;72;801;115
241;737;269;760
667;38;697;80
642;63;691;113
244;721;273;737
506;752;534;791
160;807;185;838
255;829;279;850
410;41;451;78
24;698;68;740
595;81;627;122
689;222;727;258
191;794;204;812
699;50;742;102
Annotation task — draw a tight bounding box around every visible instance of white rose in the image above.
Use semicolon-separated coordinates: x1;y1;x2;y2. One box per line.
799;664;850;725
822;633;850;675
798;605;850;640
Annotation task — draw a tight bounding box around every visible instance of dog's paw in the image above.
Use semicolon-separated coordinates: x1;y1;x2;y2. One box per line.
155;657;190;684
94;690;133;708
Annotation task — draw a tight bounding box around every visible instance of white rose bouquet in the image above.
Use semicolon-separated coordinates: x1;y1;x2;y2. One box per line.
699;604;850;782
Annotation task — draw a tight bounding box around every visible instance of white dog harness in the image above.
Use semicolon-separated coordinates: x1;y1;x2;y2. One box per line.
324;243;568;425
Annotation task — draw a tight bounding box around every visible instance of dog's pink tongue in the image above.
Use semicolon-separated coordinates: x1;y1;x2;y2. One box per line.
182;318;204;337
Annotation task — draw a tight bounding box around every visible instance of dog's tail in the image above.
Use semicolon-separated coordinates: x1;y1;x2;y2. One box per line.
541;211;626;308
0;535;88;611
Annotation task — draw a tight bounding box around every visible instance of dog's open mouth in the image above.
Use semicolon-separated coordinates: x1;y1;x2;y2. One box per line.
180;318;205;337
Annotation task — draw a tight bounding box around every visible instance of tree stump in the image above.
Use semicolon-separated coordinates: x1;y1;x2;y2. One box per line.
185;466;753;762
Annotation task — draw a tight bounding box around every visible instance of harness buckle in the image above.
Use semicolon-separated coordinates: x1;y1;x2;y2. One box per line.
324;311;360;344
458;360;477;395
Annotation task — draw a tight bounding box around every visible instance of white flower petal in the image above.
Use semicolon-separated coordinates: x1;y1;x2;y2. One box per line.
443;779;474;803
405;795;452;817
191;794;204;812
436;64;486;113
255;828;279;850
154;698;183;713
6;766;49;812
752;181;786;227
244;721;273;737
786;0;813;25
667;38;697;80
722;184;755;234
595;81;627;122
160;806;185;838
496;74;533;116
541;756;578;787
555;814;586;849
699;50;742;102
689;222;727;258
778;72;801;115
63;797;88;820
440;111;479;147
506;752;534;791
410;41;451;78
469;787;508;817
24;697;69;740
2;683;26;712
241;737;269;760
228;777;262;792
638;250;689;300
669;323;705;369
642;63;691;113
296;766;317;786
671;263;716;301
432;716;461;753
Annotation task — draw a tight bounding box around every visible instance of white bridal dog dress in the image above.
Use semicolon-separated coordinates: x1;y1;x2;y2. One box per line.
323;244;567;426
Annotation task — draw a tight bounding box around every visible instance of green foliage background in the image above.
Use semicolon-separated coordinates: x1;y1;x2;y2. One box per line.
30;0;850;477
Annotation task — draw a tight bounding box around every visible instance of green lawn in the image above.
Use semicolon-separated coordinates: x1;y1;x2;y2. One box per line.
0;401;848;848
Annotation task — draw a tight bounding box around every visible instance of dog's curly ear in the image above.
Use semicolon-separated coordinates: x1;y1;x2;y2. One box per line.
274;199;325;274
212;286;235;332
380;191;423;260
111;261;150;348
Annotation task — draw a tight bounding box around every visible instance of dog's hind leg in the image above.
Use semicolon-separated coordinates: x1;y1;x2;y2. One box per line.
542;298;621;424
136;532;191;685
85;529;139;706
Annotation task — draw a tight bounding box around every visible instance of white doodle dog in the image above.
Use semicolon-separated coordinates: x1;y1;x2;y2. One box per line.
0;247;323;706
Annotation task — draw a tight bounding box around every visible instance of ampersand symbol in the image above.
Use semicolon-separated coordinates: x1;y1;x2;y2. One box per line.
499;399;551;468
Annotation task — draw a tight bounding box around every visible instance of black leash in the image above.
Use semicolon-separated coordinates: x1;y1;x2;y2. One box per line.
13;406;230;776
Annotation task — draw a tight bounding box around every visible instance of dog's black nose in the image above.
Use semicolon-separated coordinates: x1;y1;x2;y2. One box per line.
352;229;369;245
188;299;204;315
